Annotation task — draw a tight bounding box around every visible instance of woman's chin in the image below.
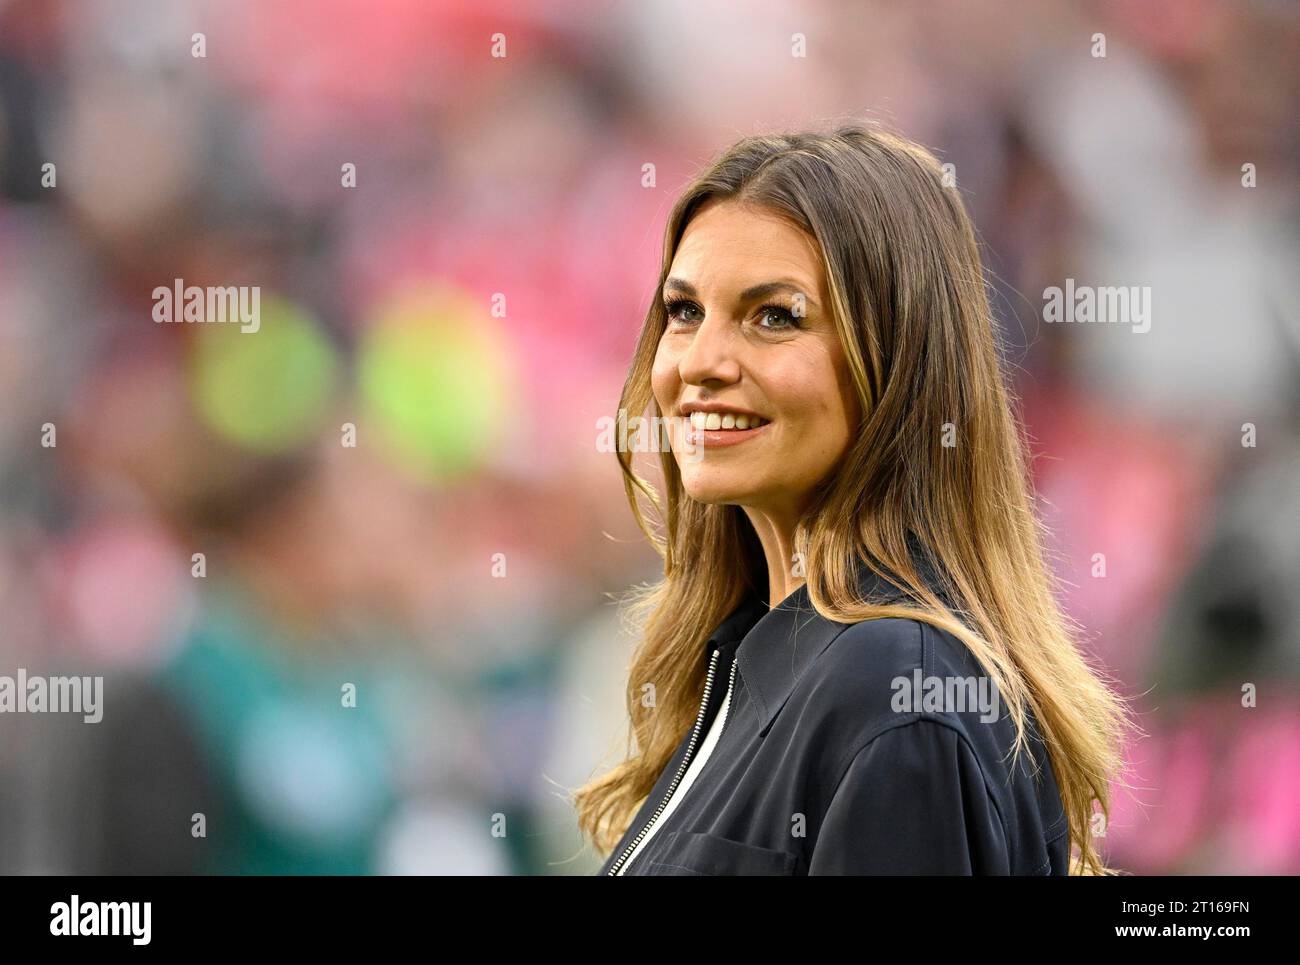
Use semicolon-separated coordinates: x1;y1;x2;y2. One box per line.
681;480;757;506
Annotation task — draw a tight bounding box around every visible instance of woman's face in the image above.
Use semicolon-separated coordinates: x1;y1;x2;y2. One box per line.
651;199;862;521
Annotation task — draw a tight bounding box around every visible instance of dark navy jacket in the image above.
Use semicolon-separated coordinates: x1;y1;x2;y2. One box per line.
598;557;1070;875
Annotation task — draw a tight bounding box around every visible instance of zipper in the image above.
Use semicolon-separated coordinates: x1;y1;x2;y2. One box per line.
607;647;737;875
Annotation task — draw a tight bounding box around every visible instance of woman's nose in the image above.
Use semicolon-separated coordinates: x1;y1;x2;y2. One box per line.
677;314;741;386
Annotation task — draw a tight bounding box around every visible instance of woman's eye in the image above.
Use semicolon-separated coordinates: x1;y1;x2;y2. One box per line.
664;299;701;324
663;299;799;330
757;304;799;330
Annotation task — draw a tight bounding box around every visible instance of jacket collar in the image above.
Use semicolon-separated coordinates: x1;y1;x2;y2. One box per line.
708;541;950;737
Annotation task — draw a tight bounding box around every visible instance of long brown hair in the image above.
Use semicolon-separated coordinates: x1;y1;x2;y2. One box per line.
574;121;1135;875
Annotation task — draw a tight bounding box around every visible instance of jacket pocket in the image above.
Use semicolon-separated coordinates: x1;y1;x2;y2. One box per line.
642;831;797;876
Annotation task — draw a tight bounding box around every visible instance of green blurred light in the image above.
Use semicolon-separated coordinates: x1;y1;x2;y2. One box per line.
358;285;513;482
191;295;339;454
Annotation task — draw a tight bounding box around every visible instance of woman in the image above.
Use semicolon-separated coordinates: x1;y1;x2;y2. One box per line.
575;122;1133;875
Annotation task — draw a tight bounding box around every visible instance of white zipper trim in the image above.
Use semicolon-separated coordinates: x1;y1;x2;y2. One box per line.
607;648;737;875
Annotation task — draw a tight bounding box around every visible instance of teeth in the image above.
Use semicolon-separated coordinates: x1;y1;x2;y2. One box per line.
686;411;769;430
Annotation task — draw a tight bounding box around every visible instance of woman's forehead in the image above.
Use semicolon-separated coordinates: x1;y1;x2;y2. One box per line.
671;205;825;298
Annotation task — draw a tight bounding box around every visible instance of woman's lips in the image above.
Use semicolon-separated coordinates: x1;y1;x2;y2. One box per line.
684;410;769;431
683;419;771;448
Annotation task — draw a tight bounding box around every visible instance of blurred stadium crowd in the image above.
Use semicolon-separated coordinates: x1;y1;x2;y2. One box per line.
1;0;1298;874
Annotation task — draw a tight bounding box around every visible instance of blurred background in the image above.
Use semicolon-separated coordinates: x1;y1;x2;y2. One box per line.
1;0;1298;874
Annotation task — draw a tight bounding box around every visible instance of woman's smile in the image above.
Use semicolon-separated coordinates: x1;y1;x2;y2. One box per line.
678;401;773;448
684;415;772;448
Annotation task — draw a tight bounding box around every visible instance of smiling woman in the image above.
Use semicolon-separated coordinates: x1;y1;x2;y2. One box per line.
652;200;861;564
574;122;1134;876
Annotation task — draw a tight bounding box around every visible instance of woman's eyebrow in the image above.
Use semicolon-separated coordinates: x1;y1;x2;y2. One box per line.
662;277;820;310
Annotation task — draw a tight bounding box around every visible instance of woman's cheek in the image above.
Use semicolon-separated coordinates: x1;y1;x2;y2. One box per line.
650;344;678;388
649;369;674;414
